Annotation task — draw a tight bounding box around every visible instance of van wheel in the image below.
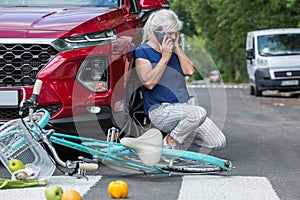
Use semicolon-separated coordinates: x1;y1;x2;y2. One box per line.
250;86;255;95
254;86;263;97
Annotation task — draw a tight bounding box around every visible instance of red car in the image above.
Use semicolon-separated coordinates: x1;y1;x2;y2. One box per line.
209;70;221;83
0;0;169;134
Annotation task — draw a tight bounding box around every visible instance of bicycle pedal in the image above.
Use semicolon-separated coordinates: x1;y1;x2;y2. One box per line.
74;173;88;180
107;127;119;142
66;165;87;179
66;170;88;180
74;167;88;180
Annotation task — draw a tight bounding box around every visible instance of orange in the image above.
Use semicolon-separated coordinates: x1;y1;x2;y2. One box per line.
108;180;128;199
61;189;82;200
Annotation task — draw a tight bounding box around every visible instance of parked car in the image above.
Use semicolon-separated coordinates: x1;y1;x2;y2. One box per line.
246;28;300;96
0;0;169;134
209;70;221;83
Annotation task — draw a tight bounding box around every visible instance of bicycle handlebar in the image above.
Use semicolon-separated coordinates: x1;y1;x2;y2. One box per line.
28;79;43;105
79;163;99;171
17;79;101;178
19;79;43;115
32;79;43;96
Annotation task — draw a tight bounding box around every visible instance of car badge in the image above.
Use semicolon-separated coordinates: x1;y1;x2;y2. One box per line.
286;71;292;76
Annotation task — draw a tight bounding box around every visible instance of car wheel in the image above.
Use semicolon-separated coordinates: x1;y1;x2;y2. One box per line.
254;86;263;97
250;85;255;95
119;67;149;138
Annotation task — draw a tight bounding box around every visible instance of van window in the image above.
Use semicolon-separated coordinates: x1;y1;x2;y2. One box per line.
258;34;300;56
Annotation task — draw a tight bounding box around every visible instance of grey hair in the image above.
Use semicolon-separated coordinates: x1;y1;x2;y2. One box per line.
142;9;183;43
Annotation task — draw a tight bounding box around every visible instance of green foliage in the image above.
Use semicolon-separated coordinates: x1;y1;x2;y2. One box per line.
183;35;220;81
170;0;300;83
170;0;197;37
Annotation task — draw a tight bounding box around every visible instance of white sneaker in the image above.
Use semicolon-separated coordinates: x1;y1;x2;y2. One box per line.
162;137;178;164
162;136;177;149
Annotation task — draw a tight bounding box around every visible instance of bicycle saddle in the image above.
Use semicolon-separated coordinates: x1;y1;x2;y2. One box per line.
120;128;163;166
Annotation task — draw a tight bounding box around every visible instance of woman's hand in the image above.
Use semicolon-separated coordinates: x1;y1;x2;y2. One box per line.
173;32;180;50
160;35;174;61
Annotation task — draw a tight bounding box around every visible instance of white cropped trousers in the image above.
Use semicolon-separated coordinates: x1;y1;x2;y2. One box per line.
148;97;226;149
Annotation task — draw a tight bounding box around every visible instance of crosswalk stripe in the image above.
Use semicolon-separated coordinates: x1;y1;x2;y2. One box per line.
178;175;280;200
187;84;248;89
0;175;102;200
0;175;281;199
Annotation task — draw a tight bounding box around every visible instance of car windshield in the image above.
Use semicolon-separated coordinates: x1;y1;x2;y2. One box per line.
210;73;219;76
258;33;300;56
0;0;118;7
210;71;220;76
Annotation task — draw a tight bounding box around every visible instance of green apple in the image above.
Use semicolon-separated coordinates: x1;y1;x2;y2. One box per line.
45;185;64;200
8;159;25;172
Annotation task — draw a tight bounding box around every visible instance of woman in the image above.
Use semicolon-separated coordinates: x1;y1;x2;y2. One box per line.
135;9;226;150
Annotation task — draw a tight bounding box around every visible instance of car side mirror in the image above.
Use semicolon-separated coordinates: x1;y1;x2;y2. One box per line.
138;0;170;22
137;9;153;22
138;0;169;10
246;49;254;60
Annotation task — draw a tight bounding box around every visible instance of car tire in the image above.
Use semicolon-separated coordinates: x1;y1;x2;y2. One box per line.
250;85;255;95
254;86;263;97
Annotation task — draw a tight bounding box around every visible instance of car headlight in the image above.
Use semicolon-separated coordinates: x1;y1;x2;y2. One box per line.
257;58;268;66
52;29;116;51
76;56;109;93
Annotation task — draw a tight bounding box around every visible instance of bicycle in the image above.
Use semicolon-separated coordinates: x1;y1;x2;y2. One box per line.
0;80;232;180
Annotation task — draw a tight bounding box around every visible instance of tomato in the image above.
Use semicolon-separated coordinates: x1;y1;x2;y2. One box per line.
108;180;128;199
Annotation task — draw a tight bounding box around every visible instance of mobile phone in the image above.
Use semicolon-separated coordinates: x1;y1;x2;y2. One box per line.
153;26;165;45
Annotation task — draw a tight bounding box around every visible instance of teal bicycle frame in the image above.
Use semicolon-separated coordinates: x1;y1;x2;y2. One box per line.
49;132;231;174
2;108;231;176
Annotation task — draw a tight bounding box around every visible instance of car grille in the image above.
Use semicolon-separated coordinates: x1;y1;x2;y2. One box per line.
0;44;58;87
0;104;62;119
274;70;300;78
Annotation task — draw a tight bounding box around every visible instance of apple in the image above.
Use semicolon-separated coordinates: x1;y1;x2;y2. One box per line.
8;159;25;173
45;185;64;200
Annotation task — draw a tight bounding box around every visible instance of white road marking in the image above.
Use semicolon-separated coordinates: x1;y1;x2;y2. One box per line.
0;175;102;200
0;175;280;199
178;175;280;200
187;84;248;89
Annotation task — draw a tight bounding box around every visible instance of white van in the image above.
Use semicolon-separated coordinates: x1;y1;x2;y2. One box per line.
246;28;300;96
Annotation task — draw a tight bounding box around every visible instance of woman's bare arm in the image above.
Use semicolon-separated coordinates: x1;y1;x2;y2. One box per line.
135;37;174;90
135;57;168;90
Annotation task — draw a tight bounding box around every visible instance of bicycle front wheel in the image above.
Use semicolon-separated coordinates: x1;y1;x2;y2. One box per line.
23;109;50;129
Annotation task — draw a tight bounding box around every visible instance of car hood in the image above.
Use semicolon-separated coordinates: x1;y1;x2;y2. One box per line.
0;7;115;37
266;55;300;68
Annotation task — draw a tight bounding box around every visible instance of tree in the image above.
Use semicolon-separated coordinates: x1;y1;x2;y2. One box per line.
170;0;300;83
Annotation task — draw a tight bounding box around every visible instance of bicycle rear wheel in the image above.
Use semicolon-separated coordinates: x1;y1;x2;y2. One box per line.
156;148;231;174
82;138;232;174
115;149;231;174
156;157;229;173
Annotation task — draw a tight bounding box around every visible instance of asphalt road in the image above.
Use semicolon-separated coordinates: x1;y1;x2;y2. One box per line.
215;87;300;200
88;86;300;200
0;85;300;200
